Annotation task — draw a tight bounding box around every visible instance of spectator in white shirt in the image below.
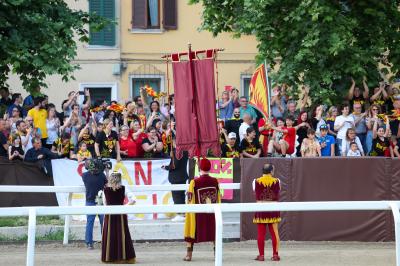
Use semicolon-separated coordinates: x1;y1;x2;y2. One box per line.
334;104;355;155
239;113;252;142
341;128;364;156
347;142;362;157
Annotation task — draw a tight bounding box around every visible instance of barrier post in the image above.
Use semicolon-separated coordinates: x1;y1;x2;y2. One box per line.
26;208;37;266
389;202;400;266
214;204;223;266
63;192;72;245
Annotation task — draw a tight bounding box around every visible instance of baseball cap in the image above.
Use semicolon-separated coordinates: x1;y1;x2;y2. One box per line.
228;132;237;139
320;124;328;130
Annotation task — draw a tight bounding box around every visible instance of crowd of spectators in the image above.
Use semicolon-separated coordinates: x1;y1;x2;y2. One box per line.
0;87;175;165
0;78;400;166
218;79;400;158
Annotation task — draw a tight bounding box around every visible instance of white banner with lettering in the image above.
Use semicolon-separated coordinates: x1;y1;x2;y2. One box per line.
52;158;174;220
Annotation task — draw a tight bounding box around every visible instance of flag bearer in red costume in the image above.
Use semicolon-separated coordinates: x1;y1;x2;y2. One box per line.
253;163;281;262
183;158;221;261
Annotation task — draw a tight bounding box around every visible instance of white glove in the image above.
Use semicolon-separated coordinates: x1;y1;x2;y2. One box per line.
126;192;136;205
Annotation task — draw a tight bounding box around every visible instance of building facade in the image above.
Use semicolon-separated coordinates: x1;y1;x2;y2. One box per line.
120;0;258;103
7;0;122;109
7;0;258;108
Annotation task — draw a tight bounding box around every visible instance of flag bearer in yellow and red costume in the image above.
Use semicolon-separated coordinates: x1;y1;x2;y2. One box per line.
253;163;281;262
183;158;221;261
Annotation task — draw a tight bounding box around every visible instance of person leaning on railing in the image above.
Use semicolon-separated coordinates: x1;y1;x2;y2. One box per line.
118;125;137;158
240;126;261;158
221;132;240;158
24;137;60;176
141;126;163;158
341;128;364;157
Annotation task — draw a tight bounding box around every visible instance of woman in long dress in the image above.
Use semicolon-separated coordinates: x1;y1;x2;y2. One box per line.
101;172;136;264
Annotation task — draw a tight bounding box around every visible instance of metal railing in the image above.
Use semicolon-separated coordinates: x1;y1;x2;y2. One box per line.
0;201;398;266
0;183;241;245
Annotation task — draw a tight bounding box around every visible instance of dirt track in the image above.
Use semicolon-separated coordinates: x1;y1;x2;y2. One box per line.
0;241;395;266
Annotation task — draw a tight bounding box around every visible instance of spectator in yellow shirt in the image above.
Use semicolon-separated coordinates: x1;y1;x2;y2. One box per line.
77;142;92;162
27;97;48;145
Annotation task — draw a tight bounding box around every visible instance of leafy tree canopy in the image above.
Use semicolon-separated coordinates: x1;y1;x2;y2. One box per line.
190;0;400;104
0;0;109;94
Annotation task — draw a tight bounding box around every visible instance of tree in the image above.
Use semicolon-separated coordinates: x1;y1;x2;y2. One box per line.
189;0;400;105
0;0;109;94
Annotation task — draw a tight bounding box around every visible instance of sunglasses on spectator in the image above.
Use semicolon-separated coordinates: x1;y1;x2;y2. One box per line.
372;108;379;111
150;131;157;134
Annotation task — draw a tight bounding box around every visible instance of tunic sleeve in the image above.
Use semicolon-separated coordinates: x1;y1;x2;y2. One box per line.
187;179;195;204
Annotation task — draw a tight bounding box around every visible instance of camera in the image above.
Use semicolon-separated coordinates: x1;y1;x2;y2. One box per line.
85;158;112;174
97;158;112;170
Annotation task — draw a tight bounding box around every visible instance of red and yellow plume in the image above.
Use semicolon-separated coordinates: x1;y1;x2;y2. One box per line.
144;85;167;100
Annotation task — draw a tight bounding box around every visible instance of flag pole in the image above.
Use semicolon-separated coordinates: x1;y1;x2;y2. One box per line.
264;60;272;119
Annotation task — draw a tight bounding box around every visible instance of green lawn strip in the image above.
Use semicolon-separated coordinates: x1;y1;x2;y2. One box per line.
0;229;76;242
0;216;64;227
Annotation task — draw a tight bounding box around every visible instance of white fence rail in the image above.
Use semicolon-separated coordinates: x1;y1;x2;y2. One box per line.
0;184;241;245
0;201;399;266
0;183;241;193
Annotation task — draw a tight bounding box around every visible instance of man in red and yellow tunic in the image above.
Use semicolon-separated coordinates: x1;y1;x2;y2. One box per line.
183;158;221;261
253;163;281;262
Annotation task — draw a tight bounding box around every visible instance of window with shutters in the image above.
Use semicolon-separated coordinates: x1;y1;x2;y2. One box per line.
132;0;177;31
131;76;164;104
89;0;116;46
79;83;118;104
87;87;112;104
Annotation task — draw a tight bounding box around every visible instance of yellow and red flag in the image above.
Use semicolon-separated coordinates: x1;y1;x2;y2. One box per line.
249;64;269;119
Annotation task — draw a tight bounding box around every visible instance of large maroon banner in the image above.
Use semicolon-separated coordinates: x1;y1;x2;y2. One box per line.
240;158;397;242
172;58;220;159
0;159;58;207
